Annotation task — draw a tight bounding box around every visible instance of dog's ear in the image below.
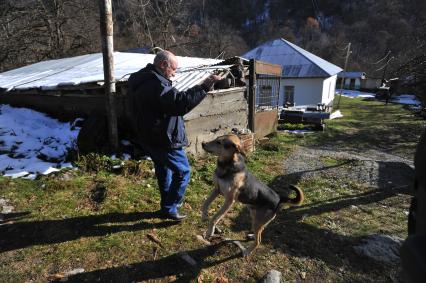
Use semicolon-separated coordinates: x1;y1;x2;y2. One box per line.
235;143;246;157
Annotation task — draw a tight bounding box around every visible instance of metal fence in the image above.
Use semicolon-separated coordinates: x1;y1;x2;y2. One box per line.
255;74;281;111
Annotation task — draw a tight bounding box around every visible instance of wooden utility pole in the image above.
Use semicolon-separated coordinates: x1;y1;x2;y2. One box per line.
336;42;351;109
248;59;256;132
99;0;118;150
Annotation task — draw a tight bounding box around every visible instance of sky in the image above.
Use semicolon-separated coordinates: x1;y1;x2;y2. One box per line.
0;91;421;179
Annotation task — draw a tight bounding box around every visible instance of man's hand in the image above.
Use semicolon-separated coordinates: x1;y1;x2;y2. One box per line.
201;75;222;91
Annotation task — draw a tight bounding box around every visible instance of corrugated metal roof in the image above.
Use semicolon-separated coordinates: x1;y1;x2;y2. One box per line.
0;52;225;92
242;38;342;78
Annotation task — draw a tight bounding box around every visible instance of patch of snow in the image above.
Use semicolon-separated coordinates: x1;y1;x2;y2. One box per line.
0;104;80;179
390;94;421;106
336;89;375;98
330;110;343;119
61;162;73;169
22;173;37;180
283;130;314;134
354;234;403;265
336;90;422;106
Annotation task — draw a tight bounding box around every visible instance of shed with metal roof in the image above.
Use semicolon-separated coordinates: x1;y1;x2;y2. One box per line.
243;38;342;107
0;52;249;155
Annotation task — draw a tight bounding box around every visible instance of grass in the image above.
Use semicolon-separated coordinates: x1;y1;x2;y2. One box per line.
0;96;424;282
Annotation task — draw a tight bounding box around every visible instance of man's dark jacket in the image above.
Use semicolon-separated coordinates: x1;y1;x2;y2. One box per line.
127;63;209;149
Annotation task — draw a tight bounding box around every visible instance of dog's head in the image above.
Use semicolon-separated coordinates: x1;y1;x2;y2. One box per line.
202;134;245;160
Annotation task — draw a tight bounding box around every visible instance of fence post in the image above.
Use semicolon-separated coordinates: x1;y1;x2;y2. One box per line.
248;59;256;132
99;0;118;150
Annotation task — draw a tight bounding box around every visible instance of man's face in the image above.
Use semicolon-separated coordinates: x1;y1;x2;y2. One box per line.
160;57;178;79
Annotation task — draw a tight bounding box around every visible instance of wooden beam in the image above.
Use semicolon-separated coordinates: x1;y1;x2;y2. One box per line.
99;0;118;150
248;59;256;132
255;61;282;76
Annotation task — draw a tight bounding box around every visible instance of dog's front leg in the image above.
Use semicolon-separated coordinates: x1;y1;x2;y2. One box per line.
206;197;235;238
201;188;220;221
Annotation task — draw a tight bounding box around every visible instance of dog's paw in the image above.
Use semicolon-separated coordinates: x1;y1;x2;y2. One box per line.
203;231;213;240
205;227;215;239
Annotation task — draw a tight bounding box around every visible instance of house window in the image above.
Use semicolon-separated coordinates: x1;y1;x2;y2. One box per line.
284;86;294;106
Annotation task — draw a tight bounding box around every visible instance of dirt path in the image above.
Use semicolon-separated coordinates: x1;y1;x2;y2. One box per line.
283;145;415;190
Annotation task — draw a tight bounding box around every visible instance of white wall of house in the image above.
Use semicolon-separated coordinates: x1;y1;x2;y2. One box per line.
279;76;336;107
321;75;337;105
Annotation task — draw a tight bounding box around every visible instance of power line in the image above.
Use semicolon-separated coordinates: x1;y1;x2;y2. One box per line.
375;56;394;72
369;51;391;65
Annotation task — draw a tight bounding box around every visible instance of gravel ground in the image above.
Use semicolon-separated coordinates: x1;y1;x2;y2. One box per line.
282;145;415;189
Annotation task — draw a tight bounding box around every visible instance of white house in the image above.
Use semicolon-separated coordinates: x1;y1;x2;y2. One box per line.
242;38;342;107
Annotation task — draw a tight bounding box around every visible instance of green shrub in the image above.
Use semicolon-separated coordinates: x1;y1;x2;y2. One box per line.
75;153;120;173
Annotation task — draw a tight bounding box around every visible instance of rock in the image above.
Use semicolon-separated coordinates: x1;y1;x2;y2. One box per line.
2;205;14;214
0;198;7;206
258;269;282;283
354;234;403;265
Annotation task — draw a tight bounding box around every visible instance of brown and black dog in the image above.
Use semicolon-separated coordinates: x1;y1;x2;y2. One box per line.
201;134;304;256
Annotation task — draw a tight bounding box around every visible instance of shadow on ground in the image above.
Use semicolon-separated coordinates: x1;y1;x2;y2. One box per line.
228;165;413;280
65;241;241;282
0;211;177;253
276;160;414;191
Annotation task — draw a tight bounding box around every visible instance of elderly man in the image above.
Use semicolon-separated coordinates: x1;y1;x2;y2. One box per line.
128;50;220;221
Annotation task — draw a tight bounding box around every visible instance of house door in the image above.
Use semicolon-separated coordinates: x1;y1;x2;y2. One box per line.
284;86;295;106
349;79;356;89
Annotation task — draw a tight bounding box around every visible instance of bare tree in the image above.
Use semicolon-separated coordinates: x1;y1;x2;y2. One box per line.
0;0;100;72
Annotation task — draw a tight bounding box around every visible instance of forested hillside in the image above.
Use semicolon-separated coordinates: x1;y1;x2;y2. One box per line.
0;0;424;96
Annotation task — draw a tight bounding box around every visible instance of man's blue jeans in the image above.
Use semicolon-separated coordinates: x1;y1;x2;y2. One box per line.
146;146;191;215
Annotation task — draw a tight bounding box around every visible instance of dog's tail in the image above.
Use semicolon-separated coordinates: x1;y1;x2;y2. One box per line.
279;185;304;206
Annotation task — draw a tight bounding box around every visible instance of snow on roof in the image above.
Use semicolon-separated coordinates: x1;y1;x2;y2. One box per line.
242;38;342;78
338;71;366;79
0;52;224;92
